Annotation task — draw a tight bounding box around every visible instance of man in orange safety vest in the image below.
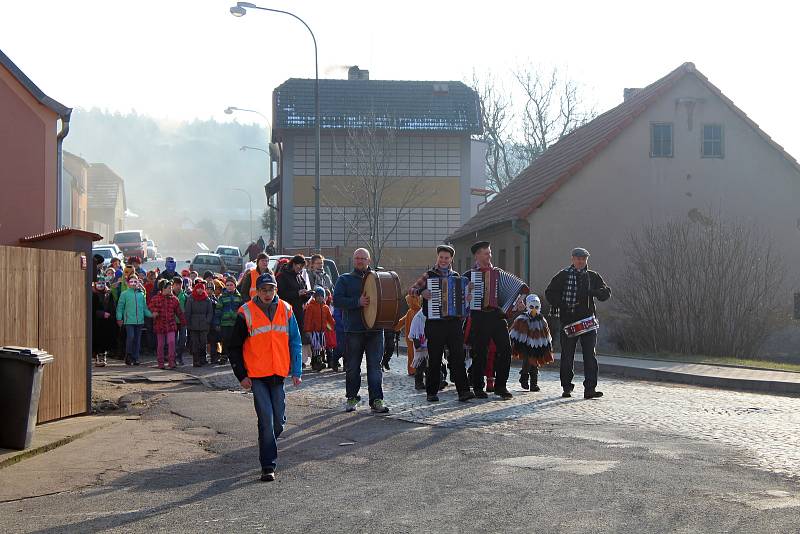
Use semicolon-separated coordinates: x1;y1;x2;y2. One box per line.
228;271;302;482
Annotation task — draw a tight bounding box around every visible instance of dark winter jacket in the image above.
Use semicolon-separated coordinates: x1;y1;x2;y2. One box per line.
333;268;374;333
544;267;611;326
184;294;214;332
92;290;117;353
276;264;309;322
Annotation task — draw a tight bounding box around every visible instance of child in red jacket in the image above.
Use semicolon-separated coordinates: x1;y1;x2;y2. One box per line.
304;286;334;372
149;279;187;369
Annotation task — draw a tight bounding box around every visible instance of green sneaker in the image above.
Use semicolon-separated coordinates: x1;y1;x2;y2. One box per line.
345;398;359;412
370;399;389;414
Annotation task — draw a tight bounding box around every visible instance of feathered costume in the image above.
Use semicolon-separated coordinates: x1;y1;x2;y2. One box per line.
509;311;554;367
408;309;428;369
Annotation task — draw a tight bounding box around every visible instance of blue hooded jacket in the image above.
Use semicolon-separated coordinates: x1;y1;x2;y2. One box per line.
333;268;374;333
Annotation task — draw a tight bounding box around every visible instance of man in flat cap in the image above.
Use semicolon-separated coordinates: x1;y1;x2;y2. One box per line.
408;245;474;402
463;240;519;400
545;247;611;399
228;271;303;482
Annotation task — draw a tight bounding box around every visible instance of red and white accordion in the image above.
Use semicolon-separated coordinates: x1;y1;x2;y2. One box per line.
470;268;529;313
563;315;599;338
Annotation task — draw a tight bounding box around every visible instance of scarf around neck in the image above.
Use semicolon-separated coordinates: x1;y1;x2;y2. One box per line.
563;265;587;311
192;287;208;301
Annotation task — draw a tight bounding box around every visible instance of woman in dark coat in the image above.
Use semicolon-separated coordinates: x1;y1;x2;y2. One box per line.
92;278;118;367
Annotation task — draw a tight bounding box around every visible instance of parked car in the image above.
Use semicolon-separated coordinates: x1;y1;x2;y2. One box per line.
268;255;340;288
214;245;244;274
112;230;148;260
92;244;124;267
146;240;158;261
189;253;227;275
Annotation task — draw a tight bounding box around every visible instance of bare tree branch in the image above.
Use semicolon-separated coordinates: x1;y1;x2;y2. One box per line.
326;119;426;266
470;66;596;193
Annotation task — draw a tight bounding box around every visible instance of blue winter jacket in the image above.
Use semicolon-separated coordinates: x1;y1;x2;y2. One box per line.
333;268;374;333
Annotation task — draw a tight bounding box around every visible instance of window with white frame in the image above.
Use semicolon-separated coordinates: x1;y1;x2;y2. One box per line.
702;124;724;158
650;123;673;157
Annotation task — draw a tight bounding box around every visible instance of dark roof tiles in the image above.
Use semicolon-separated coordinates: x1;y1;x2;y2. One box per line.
448;62;800;240
273;78;481;133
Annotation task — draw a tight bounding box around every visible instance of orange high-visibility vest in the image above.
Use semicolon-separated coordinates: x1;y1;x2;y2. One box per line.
249;269;259;299
240;298;293;378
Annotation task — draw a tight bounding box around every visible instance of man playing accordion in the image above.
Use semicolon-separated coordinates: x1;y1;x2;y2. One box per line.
545;247;611;399
408;245;475;402
463;241;523;400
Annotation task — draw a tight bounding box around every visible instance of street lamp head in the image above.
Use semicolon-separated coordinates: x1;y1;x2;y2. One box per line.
224;107;235;115
239;146;248;152
229;5;247;17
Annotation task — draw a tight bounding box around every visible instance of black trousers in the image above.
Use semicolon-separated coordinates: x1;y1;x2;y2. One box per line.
559;330;598;391
469;311;512;392
425;319;469;395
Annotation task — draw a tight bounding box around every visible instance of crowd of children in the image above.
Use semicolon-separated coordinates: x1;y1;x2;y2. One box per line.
91;253;349;372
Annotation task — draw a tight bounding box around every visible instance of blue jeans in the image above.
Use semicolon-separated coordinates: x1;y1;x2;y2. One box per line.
345;330;384;404
125;324;143;362
251;377;286;471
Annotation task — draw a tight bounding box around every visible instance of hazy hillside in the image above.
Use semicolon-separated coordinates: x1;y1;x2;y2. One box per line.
64;107;270;251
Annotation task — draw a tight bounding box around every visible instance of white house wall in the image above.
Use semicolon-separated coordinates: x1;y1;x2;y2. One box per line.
528;74;800;304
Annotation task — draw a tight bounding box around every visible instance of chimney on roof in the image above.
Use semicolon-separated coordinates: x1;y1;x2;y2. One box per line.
623;88;642;101
348;66;369;81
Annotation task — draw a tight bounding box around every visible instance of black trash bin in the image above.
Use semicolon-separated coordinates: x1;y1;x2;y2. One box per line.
0;346;54;450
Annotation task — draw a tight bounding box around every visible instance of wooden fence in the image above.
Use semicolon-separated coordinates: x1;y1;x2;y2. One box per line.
0;245;88;423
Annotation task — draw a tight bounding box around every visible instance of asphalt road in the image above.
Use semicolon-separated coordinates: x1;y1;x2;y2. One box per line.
2;367;799;533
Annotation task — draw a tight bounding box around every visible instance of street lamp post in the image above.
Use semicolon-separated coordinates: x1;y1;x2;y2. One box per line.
230;1;321;252
232;187;253;244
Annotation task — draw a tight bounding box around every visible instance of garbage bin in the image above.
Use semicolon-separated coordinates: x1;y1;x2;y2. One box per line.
0;346;54;450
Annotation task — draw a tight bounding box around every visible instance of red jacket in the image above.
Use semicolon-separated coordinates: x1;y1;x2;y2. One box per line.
149;293;186;334
303;299;334;333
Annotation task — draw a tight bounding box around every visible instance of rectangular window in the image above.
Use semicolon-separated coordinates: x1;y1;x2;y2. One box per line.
498;248;506;270
650;123;673;157
514;246;521;277
702;124;724;158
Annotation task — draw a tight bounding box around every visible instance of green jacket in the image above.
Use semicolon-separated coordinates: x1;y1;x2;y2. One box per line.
215;290;244;327
116;288;153;325
175;290;187;324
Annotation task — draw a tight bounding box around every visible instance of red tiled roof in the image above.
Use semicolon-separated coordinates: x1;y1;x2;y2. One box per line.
449;62;800;240
20;226;103;243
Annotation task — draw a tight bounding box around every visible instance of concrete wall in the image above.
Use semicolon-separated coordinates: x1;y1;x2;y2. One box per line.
0;64;59;244
528;74;800;307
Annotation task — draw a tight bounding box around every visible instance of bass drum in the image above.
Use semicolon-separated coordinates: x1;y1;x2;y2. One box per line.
361;270;403;330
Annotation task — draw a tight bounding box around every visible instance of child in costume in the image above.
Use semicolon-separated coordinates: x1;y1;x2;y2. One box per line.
509;294;554;392
408;309;428;390
303;286;335;372
395;294;422;376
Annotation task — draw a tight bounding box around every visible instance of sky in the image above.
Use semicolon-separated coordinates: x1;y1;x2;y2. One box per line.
2;0;799;156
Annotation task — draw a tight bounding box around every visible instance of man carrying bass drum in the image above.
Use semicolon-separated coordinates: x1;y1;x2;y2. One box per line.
332;248;390;414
